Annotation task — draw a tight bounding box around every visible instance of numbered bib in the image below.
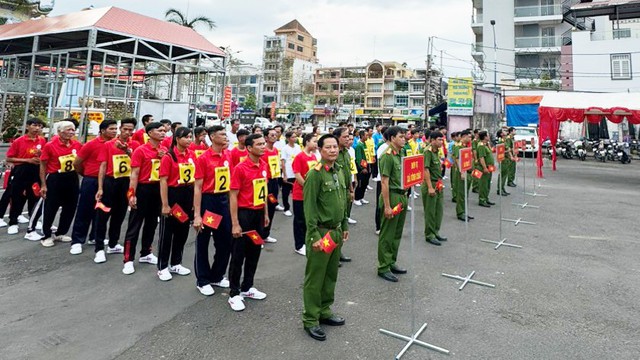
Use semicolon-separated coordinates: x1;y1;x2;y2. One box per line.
149;159;160;181
307;160;317;170
268;155;281;178
252;178;267;207
349;158;357;175
143;133;150;144
112;154;131;178
194;150;205;158
178;162;195;184
214;166;230;193
58;154;76;173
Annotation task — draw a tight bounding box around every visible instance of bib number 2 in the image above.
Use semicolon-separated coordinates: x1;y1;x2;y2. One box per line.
214;166;230;193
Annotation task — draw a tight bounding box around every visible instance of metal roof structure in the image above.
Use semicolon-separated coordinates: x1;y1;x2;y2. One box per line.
571;0;640;20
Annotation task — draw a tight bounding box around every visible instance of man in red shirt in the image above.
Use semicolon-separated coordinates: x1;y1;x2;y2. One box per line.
39;121;83;247
69;119;117;255
261;128;281;243
229;129;249;167
131;114;153;145
161;121;181;148
93;118;140;264
192;125;233;296
291;133;318;256
5;118;46;236
228;133;269;312
121;122;167;275
189;126;209;158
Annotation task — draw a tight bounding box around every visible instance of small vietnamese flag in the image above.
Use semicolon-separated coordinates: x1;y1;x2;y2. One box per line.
95;201;111;213
244;230;264;245
126;187;135;199
391;203;404;216
3;169;10;189
360;159;368;168
472;169;483;179
487;165;495;173
443;158;452;168
319;231;337;254
268;193;278;204
170;203;189;223
202;210;222;229
32;183;41;197
436;179;444;192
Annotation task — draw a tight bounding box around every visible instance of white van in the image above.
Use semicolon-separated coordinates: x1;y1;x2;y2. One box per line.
513;126;539;157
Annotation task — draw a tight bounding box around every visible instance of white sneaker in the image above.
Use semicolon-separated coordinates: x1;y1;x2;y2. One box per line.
122;261;135;275
35;221;42;230
157;268;172;281
348;217;357;224
375;230;380;235
353;200;362;206
265;236;278;243
275;204;285;211
407;206;412;211
24;231;44;241
413;192;420;199
41;237;55;247
361;199;370;204
139;254;158;265
367;185;373;190
283;210;293;217
94;250;106;264
17;215;29;224
87;239;95;245
70;243;82;255
0;219;7;227
443;175;448;180
103;239;109;245
54;235;71;242
240;287;267;300
294;245;306;256
212;278;230;288
107;244;124;254
169;264;191;276
7;225;19;235
197;284;215;296
50;225;58;232
228;295;245;311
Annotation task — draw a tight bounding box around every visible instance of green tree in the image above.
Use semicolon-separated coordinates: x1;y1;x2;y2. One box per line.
288;102;305;114
243;93;257;111
164;8;216;30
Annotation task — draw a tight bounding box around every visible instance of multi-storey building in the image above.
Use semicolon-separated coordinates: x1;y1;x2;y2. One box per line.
227;64;260;104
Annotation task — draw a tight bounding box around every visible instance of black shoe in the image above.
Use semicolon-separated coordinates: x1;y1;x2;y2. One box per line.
479;203;491;208
435;235;447;242
472;189;479;193
426;238;441;246
378;271;399;282
507;183;517;187
390;264;407;274
339;254;352;262
452;198;457;203
338;262;342;268
457;216;466;221
467;215;474;220
487;201;496;205
305;325;326;341
320;315;345;326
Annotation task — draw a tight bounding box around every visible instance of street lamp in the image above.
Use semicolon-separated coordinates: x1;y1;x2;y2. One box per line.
491;19;498;132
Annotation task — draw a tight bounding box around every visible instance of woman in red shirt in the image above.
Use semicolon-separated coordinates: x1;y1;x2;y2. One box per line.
291;133;318;256
157;127;195;281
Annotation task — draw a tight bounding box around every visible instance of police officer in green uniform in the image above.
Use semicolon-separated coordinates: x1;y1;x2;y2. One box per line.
496;129;511;196
476;131;495;207
332;127;353;263
302;134;349;341
422;131;447;246
471;129;480;193
506;127;517;187
449;132;459;203
377;126;408;283
453;130;474;221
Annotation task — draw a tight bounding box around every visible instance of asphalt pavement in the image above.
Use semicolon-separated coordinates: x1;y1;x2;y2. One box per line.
1;156;640;360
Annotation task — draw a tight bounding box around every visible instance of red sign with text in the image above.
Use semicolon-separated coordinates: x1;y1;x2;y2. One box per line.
496;143;505;162
459;147;473;172
222;86;232;119
401;154;424;189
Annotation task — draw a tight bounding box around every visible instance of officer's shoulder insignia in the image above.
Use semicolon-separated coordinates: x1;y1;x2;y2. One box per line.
314;163;323;171
386;148;393;155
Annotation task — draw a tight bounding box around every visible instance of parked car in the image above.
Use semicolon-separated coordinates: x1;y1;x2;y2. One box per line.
513;126;539;157
253;117;273;128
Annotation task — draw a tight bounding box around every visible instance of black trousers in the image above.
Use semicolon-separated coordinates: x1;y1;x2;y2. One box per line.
43;172;79;239
375;180;382;231
355;171;370;201
280;178;294;211
195;193;232;287
27;197;43;232
95;177;130;252
158;185;193;270
262;178;279;238
0;174;13;217
9;164;39;225
71;176;98;245
292;200;306;250
228;208;264;297
123;183;160;263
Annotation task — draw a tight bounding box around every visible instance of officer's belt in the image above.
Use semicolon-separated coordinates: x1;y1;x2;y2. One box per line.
318;223;342;231
390;189;408;195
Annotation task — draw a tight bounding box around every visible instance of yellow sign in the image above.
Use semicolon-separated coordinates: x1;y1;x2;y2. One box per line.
112;154;131;178
214;166;230;193
268;155;281;178
253;178;266;206
354;108;364;115
58;154;76;173
149;159;160;181
70;111;105;123
447;77;474;116
178;163;195;184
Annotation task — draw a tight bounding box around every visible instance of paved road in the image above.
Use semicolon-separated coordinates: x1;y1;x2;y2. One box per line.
1;157;639;359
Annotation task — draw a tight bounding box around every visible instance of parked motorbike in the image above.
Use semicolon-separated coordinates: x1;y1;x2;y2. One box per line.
594;140;607;162
574;139;587;161
619;142;631;164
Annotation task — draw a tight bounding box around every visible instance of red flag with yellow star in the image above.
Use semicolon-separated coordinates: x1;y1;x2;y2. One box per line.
391;203;404;216
471;169;483;179
244;230;264;245
95;201;111;213
202;210;222;229
170;203;189;223
487;165;495;173
443;158;452;168
320;231;337;254
436;179;444;192
268;194;278;204
32;183;41;198
126;187;135;199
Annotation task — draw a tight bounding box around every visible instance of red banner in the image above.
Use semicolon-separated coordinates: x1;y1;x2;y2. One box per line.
401;154;424;189
221;86;232;119
496;144;505;162
270;101;276;120
459;147;473;172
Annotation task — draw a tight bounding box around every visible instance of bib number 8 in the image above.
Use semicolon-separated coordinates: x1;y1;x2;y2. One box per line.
58;154;76;173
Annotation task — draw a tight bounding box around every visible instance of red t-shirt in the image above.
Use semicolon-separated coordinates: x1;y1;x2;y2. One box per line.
189;142;209;158
97;138;141;177
292;151;318;201
130;142;167;184
131;128;148;145
77;136;109;177
229;147;248;168
195;148;233;194
40;137;83;174
261;146;281;179
161;136;173;149
159;147;196;187
6;135;46;165
230;157;268;210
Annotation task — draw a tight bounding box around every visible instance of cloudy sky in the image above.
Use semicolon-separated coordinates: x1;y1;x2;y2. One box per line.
52;0;476;78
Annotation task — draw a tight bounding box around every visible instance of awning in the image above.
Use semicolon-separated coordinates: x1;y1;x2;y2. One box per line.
428;102;447;116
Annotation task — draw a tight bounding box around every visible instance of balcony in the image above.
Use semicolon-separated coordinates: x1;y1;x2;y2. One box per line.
515;67;559;80
590;29;640;41
514;5;562;17
515;36;561;51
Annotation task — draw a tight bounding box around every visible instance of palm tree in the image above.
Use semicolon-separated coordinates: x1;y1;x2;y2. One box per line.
164;8;216;30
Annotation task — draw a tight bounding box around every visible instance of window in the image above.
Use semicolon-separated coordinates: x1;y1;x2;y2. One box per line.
412;98;424;106
288;43;295;49
313;51;316;56
298;34;304;42
395;95;408;107
370;98;381;107
266;64;276;70
266;41;271;48
611;54;632;80
297;46;303;52
412;84;425;92
264;85;276;92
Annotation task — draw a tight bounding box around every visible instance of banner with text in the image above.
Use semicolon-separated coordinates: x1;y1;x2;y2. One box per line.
447;77;474;116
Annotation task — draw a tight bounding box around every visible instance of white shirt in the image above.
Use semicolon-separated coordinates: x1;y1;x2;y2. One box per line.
227;131;238;149
274;139;285;152
373;142;389;182
348;147;356;182
280;143;301;179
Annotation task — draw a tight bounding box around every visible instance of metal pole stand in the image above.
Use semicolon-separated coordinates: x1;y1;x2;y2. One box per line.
511;200;540;209
524;151;546;197
380;184;450;358
482;161;523;249
380;323;450;359
441;270;496;291
501;217;536;226
480;237;522;250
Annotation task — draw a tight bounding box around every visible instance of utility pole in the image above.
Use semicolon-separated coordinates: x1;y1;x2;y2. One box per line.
424;36;433;128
